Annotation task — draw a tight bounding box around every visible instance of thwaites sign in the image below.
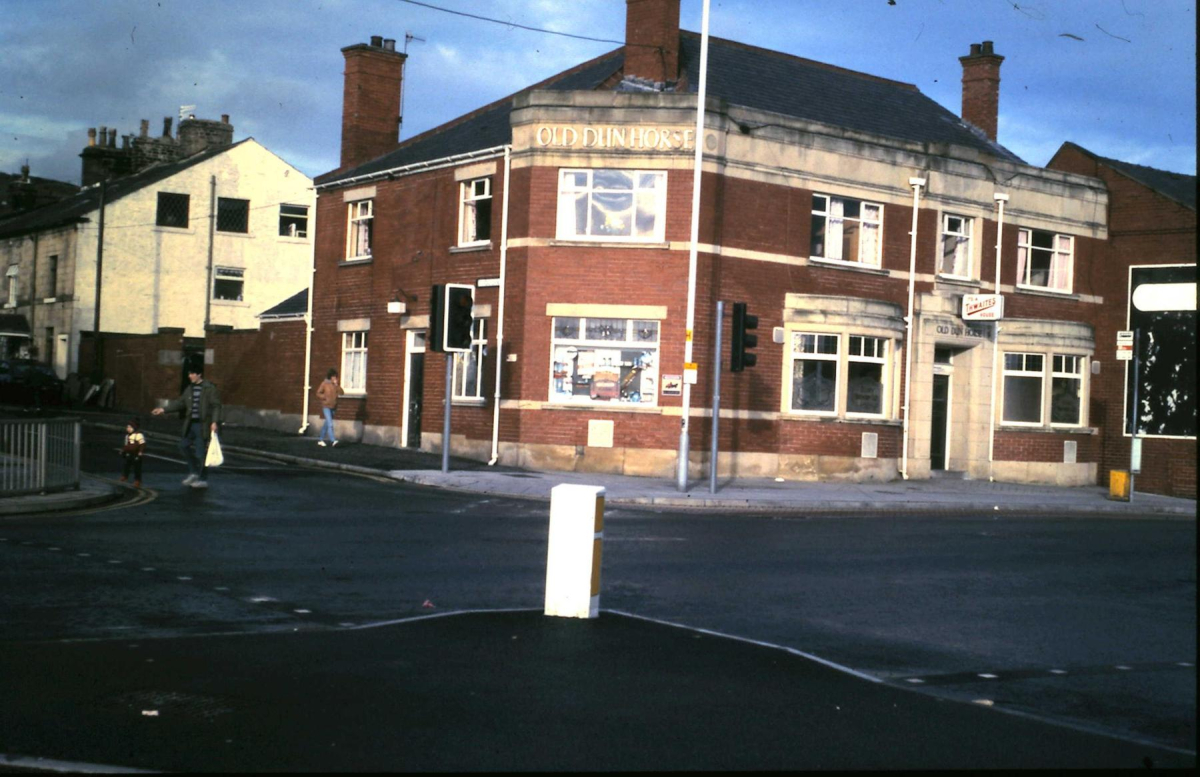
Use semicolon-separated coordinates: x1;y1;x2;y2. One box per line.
1126;264;1197;437
962;294;1004;321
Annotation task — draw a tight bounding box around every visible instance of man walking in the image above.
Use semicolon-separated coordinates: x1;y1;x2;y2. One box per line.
152;365;222;488
315;367;345;447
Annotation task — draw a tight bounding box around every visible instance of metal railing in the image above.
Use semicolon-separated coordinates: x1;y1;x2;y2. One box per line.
0;417;81;497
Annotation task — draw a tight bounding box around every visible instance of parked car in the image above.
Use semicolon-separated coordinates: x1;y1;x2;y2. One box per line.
0;359;66;406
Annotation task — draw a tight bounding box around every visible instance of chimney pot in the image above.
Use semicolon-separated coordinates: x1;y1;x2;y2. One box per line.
20;164;30;180
981;40;994;55
99;125;107;141
140;119;149;137
221;114;230;124
163;116;173;137
108;128;117;147
87;128;97;147
969;42;981;56
370;35;383;47
383;38;396;51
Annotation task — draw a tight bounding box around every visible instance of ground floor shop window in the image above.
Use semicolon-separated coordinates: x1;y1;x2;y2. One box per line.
341;331;368;394
1002;351;1087;427
549;317;659;405
453;320;486;401
788;331;892;418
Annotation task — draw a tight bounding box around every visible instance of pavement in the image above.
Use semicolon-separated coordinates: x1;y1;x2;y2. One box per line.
2;404;1195;519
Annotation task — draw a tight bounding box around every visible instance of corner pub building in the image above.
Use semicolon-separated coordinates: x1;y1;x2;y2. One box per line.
307;0;1110;487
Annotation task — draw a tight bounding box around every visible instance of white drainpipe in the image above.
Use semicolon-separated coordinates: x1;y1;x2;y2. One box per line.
900;176;925;480
988;192;1009;480
488;145;512;465
298;188;318;434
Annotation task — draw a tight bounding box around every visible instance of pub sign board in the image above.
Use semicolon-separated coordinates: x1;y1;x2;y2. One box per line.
962;294;1004;321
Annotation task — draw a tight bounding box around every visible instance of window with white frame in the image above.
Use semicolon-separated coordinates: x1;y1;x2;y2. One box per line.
458;178;492;246
556;169;666;242
279;204;308;238
345;199;373;260
810;194;883;266
1050;354;1084;426
452;319;486;401
939;213;973;277
1002;352;1045;424
846;336;888;416
1017;228;1073;292
549;317;659;405
341;331;368;393
212;267;245;302
790;333;840;413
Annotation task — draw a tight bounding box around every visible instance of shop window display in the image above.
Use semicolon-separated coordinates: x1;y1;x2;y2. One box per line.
550;317;659;405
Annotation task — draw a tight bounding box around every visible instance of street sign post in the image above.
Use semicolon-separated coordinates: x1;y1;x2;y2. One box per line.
1116;330;1134;361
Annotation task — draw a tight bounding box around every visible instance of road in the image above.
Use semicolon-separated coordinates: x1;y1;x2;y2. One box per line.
0;423;1194;763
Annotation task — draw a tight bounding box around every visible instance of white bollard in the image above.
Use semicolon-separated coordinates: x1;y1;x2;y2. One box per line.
544;484;605;619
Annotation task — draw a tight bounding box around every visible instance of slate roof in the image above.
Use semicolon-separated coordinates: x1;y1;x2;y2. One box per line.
1060;141;1196;211
318;30;1021;188
0;140;251;240
258;288;308;320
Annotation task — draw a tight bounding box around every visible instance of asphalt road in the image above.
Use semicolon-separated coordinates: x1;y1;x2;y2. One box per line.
0;424;1193;768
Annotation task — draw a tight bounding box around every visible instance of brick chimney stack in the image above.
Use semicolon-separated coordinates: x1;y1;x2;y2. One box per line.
960;41;1004;142
624;0;681;89
340;35;407;170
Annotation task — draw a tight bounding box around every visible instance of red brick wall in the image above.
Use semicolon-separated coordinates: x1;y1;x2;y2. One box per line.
1048;145;1197;497
995;429;1096;462
79;330;191;415
206;321;307;415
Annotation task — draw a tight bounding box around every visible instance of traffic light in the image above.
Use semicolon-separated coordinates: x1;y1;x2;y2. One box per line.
444;283;475;352
731;302;758;372
428;284;446;353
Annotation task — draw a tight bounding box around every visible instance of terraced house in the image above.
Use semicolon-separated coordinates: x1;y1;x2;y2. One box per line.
286;0;1180;491
0;114;313;408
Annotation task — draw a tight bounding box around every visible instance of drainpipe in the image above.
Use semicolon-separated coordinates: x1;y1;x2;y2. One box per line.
29;233;39;356
987;192;1009;480
92;179;107;377
298;188;319;434
676;0;711;492
900;177;925;480
204;175;216;333
488;145;512;465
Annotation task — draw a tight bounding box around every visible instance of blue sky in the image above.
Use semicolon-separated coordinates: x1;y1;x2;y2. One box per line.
1;0;1194;185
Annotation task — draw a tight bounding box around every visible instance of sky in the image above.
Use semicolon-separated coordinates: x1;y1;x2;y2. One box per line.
1;0;1195;186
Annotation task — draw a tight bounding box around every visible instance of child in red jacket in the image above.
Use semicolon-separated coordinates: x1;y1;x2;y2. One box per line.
119;419;146;487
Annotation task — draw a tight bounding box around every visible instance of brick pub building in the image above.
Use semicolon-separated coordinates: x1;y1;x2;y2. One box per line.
287;0;1192;494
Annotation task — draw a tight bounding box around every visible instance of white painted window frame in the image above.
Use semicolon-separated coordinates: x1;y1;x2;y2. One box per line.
548;316;661;407
555;169;667;243
1017;228;1074;294
345;199;374;260
458;177;492;247
789;331;841;416
452;319;487;401
938;212;974;279
341;331;369;395
809;193;884;268
845;335;889;419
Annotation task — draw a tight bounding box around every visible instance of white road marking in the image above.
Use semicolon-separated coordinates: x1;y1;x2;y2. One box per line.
177;576;192;581
1178;662;1194;667
214;586;230;591
248;596;277;603
48;547;60;551
905;678;925;684
294;609;311;614
108;560;122;564
977;673;999;679
77;553;90;557
141;567;156;572
1114;665;1131;670
1050;669;1068;674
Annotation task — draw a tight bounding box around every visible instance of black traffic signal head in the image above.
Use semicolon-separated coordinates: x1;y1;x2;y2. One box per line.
731;301;758;372
443;283;475;352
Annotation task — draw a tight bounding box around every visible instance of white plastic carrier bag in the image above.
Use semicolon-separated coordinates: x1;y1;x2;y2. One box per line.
205;431;225;468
